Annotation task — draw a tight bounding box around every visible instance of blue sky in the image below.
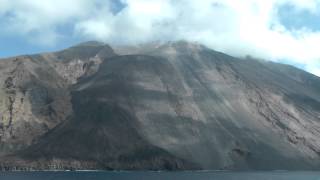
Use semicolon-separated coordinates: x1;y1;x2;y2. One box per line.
0;0;126;57
0;0;319;76
278;4;320;32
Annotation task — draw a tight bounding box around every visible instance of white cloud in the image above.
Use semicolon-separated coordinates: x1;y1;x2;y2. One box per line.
0;0;104;45
0;0;320;76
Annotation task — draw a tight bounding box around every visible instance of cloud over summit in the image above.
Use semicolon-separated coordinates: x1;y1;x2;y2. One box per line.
0;0;320;76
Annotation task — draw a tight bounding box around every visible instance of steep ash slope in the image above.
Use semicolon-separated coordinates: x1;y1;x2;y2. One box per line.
112;41;320;169
1;41;320;170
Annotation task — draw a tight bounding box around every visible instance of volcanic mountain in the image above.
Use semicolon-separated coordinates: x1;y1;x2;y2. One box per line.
0;41;320;170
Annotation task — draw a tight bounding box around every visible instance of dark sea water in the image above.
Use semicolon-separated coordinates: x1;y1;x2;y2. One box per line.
0;171;320;180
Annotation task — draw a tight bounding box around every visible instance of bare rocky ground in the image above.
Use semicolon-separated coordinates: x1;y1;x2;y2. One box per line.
0;41;320;170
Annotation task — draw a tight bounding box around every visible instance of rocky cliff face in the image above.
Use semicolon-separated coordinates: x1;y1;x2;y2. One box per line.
1;41;320;170
0;42;115;156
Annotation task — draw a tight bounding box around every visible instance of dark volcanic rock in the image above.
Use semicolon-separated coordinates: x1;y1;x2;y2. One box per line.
0;42;115;156
1;41;320;170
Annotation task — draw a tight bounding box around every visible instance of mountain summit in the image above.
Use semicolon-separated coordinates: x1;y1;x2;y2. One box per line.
0;41;320;170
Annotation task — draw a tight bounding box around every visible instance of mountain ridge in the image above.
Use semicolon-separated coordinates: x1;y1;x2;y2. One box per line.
0;41;320;170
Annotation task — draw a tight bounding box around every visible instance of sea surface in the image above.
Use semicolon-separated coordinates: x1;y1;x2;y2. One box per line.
0;171;320;180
